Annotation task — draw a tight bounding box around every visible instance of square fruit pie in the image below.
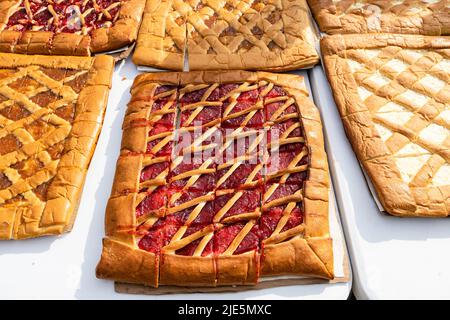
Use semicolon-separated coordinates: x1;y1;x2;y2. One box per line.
96;71;333;288
322;34;450;217
0;52;114;239
308;0;450;36
133;0;319;71
0;0;146;56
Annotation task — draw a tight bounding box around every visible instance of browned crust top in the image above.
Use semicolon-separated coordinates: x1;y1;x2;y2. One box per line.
0;53;114;239
308;0;450;36
133;0;319;71
321;34;450;217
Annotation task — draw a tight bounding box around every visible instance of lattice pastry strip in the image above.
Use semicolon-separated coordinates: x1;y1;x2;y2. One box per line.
260;201;304;245
308;0;450;36
221;81;264;128
216;127;265;190
133;0;319;71
0;66;80;139
179;82;222;128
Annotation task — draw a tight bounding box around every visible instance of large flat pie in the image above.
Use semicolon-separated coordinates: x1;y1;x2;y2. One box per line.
96;71;333;287
0;53;114;239
322;34;450;217
0;0;146;55
133;0;320;71
308;0;450;36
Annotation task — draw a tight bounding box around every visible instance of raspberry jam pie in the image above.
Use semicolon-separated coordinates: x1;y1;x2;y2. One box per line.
97;71;333;288
0;52;114;240
0;0;146;55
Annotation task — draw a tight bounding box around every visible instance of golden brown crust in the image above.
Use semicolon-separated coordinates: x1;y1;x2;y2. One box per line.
97;70;333;288
0;53;114;240
132;0;187;70
216;252;260;285
159;255;217;287
308;0;450;36
262;237;333;278
0;0;145;56
133;0;319;70
96;238;159;286
321;34;450;217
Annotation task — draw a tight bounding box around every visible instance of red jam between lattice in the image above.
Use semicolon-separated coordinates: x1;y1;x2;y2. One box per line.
131;81;309;259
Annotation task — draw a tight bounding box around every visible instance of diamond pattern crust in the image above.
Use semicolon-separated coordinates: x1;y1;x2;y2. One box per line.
322;34;450;217
0;0;146;55
308;0;450;36
133;0;319;71
96;71;333;288
0;53;114;239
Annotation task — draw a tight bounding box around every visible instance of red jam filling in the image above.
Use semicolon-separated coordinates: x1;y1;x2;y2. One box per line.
168;189;212;210
180;105;221;127
235;224;259;255
222;100;264;128
146;125;173;156
175;224;214;257
262;85;287;99
140;161;169;183
219;83;239;99
221;127;264;163
180;86;221;104
264;182;302;204
154;85;177;97
214;188;261;220
214;223;259;255
267;150;304;174
169;156;217;192
174;200;215;226
175;129;220;159
259;206;303;240
237;88;258;102
138;215;183;253
267;119;302;144
216;162;262;190
265;101;297;121
135;187;167;217
281;207;303;232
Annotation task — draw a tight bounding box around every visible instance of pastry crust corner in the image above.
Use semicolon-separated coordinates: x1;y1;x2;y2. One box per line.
96;237;159;287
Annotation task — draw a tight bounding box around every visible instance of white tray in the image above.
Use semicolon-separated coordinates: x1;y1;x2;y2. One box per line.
0;59;351;300
309;65;450;300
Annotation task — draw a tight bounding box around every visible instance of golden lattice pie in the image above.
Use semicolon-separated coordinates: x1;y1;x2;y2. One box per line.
308;0;450;35
0;53;114;239
322;34;450;217
133;0;319;71
0;0;146;55
96;71;333;288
